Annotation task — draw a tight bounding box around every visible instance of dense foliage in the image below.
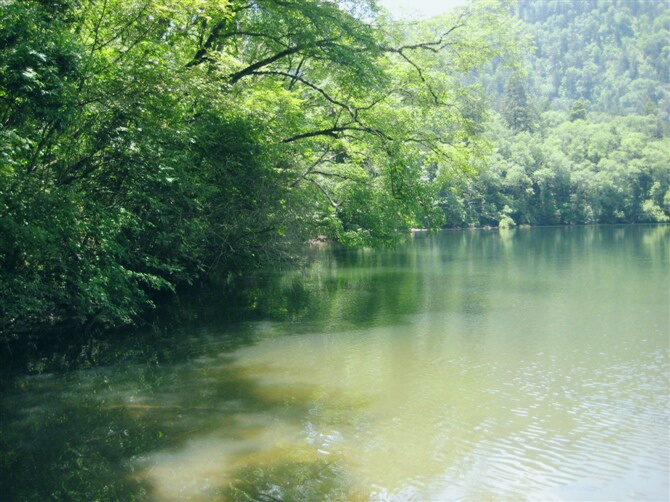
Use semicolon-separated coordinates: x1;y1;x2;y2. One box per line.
441;0;670;227
0;0;521;335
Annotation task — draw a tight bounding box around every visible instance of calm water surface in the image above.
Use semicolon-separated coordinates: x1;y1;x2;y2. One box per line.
2;226;669;500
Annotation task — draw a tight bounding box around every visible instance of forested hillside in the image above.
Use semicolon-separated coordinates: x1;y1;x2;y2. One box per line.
441;0;670;227
0;0;521;335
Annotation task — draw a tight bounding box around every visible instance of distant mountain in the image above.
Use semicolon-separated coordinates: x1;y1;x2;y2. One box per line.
440;0;670;227
518;0;669;118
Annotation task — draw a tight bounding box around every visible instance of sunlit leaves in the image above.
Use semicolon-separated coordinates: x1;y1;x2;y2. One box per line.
1;0;524;333
441;109;670;227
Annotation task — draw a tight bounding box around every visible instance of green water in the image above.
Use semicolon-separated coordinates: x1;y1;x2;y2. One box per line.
2;226;669;501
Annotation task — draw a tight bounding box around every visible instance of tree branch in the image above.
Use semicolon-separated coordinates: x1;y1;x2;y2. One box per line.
282;127;347;143
396;51;444;106
252;70;354;117
307;178;340;210
281;124;392;143
186;3;254;67
89;0;109;55
186;18;228;68
288;57;306;90
309;170;360;181
228;38;339;83
290;147;334;187
383;12;467;55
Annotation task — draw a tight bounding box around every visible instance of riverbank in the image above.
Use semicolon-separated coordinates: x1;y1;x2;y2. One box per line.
4;223;667;378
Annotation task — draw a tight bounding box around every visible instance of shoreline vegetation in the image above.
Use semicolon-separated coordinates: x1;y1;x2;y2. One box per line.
1;0;668;347
2;222;667;380
1;0;524;342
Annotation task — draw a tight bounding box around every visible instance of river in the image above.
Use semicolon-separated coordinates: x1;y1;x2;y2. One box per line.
1;225;668;500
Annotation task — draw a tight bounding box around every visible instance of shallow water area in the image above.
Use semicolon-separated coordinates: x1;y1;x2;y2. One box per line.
2;226;669;500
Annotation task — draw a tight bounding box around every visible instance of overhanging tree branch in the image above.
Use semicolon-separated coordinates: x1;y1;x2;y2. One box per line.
186;3;254;67
228;38;338;83
307;178;340;210
290;147;334;187
282;124;393;143
252;70;354;117
282;126;348;143
382;10;468;54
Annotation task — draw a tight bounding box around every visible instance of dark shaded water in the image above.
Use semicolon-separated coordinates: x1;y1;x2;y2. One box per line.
1;226;669;500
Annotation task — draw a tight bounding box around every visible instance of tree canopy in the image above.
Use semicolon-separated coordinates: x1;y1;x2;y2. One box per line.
0;0;522;335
